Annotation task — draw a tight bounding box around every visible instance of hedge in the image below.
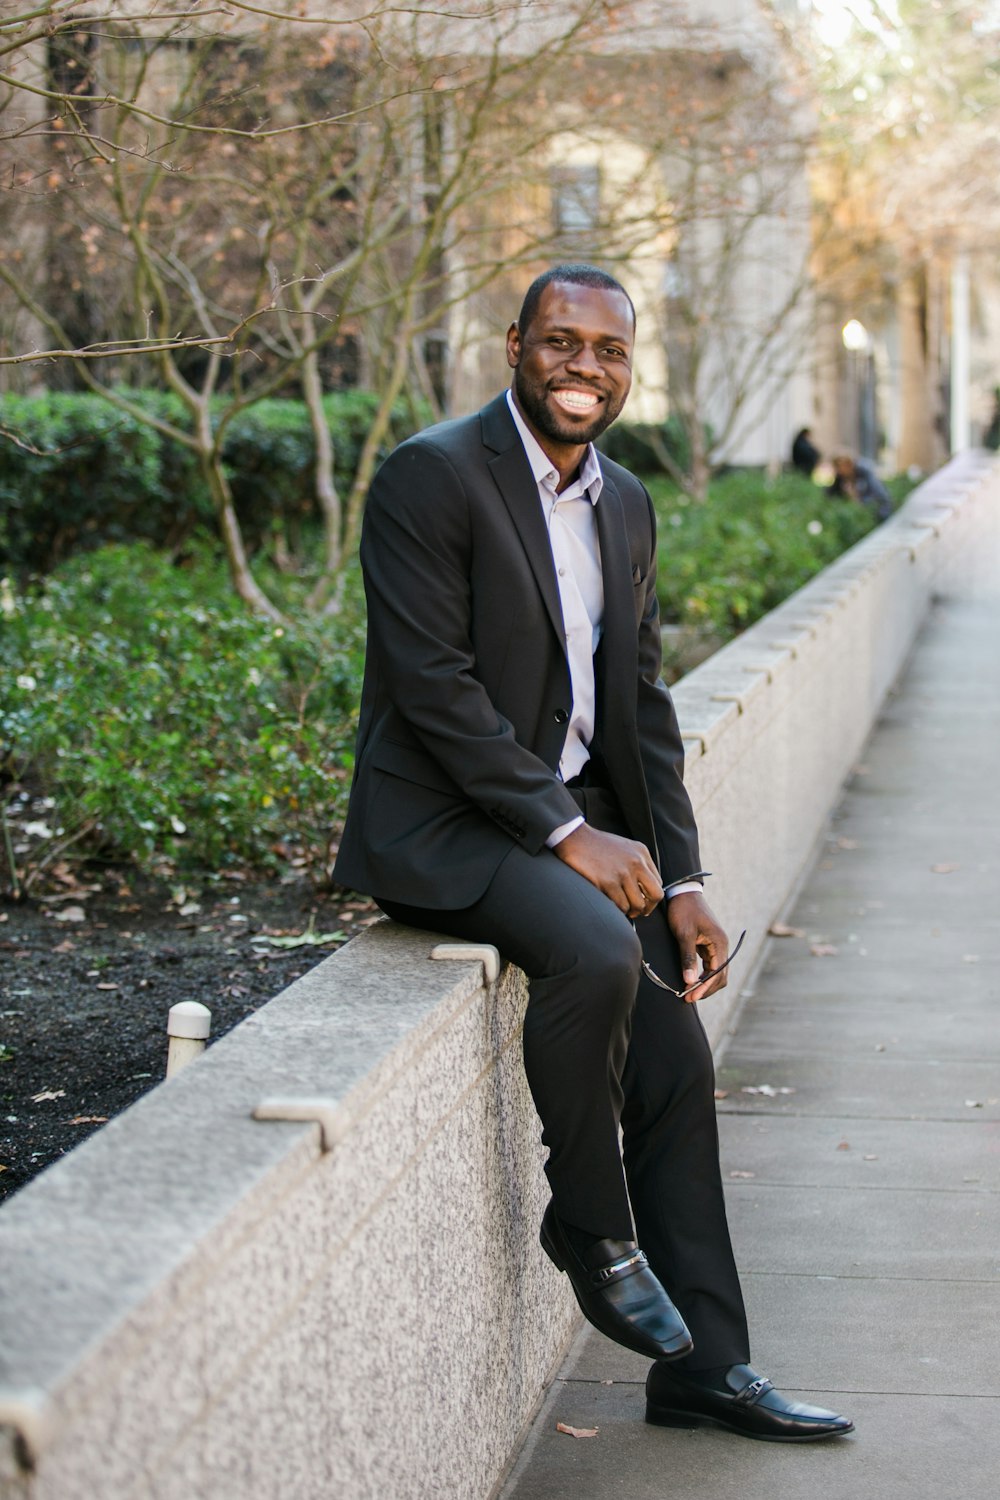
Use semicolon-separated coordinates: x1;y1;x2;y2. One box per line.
0;389;429;576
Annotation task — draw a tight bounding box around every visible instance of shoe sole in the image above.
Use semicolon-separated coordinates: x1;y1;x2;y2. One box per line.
540;1221;693;1361
645;1401;855;1442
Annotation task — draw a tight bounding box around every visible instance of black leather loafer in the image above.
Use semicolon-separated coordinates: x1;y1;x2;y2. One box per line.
645;1362;854;1442
540;1203;693;1360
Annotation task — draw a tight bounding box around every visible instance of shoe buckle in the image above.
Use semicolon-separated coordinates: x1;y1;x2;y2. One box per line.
593;1250;646;1283
735;1377;771;1406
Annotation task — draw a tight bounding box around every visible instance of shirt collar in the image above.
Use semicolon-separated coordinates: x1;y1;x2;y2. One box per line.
506;388;603;503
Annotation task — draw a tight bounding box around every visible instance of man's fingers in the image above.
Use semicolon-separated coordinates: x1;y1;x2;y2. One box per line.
624;878;657;919
555;825;664;913
683;966;729;1005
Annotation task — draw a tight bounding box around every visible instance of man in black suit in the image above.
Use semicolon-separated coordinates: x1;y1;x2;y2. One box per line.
335;264;852;1442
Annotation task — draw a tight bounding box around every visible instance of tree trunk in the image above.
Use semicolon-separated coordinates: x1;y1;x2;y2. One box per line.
193;403;285;623
687;419;711;502
302;348;344;612
316;322;415;615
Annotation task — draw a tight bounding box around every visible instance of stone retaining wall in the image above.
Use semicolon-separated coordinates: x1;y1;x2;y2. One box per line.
1;452;996;1500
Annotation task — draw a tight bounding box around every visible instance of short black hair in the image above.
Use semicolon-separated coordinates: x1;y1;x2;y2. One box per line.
517;264;636;337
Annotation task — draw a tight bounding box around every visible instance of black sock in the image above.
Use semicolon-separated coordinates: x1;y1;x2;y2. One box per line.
678;1364;732;1389
559;1218;634;1265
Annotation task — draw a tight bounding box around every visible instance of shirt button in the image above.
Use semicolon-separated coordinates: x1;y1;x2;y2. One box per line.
554;709;569;725
558;567;566;576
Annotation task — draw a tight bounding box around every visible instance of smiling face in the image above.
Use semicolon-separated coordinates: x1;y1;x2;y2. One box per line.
506;280;634;467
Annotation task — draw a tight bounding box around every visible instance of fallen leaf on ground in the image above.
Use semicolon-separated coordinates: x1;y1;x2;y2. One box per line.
53;939;75;953
31;1089;65;1103
21;820;54;839
836;1140;851;1151
729;1170;756;1179
835;837;859;849
863;1154;878;1161
965;1100;984;1109
0;913;7;924
49;863;98;892
252;929;347;949
810;943;839;957
69;1116;108;1125
740;1084;796;1097
713;1088;729;1099
53;905;86;923
931;863;959;874
556;1424;598;1439
96;982;118;991
769;923;805;938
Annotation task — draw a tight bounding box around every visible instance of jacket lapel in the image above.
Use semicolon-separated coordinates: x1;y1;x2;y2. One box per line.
481;394;566;650
594;470;638;718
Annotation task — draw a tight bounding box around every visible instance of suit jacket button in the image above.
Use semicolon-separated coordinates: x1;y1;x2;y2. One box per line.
554;709;569;725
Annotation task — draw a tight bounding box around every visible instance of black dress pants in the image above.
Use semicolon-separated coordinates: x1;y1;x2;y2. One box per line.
377;787;749;1369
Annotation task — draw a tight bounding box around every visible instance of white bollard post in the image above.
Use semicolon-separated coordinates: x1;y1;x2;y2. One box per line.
166;1001;212;1078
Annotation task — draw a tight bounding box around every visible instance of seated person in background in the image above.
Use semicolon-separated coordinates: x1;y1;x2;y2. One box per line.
828;454;892;523
791;427;821;478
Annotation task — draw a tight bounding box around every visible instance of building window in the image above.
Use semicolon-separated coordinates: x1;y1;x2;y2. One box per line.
551;164;600;238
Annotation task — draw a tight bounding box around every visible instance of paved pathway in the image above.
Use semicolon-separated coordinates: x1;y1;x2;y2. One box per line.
500;585;1000;1500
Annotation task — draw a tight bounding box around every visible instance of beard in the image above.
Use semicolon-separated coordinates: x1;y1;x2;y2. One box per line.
513;366;627;447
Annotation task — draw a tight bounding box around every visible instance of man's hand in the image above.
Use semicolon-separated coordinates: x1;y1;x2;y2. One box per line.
552;823;664;918
666;891;730;1004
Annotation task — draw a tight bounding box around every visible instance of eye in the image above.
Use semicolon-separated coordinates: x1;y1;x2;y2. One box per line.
602;346;628;360
548;336;572;348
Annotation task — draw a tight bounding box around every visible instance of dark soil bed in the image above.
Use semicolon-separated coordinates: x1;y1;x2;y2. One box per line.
0;855;376;1204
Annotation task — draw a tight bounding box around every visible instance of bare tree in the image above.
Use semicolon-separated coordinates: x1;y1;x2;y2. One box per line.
2;0;652;613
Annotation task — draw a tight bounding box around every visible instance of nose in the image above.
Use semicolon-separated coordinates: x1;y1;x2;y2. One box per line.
564;342;603;378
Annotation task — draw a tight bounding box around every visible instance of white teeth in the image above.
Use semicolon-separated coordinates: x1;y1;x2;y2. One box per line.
553;390;599;411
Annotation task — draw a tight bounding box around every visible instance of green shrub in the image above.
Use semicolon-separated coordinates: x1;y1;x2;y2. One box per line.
0;390;429;577
0;543;365;878
649;469;913;638
599;413;713;481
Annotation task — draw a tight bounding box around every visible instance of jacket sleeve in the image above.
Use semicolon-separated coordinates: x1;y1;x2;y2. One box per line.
359;437;580;853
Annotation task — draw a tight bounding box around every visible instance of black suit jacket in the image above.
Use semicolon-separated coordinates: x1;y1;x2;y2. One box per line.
333;392;701;908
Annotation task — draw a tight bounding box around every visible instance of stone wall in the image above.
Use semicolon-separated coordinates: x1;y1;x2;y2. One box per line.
1;452;996;1500
674;450;999;1049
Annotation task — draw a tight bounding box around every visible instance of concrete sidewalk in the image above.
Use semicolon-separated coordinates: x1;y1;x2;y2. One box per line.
500;587;1000;1500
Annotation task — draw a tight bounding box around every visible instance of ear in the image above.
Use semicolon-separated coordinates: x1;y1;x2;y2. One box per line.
505;321;521;370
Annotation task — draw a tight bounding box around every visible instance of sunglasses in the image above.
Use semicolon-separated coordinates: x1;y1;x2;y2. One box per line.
636;927;747;999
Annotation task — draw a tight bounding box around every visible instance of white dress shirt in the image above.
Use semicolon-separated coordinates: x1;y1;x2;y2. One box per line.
506;389;602;786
